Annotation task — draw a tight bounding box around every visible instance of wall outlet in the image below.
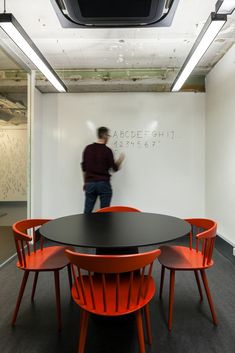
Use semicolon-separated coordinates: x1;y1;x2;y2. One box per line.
233;248;235;256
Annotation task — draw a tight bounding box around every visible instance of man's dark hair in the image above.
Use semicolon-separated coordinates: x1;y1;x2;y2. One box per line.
97;126;109;139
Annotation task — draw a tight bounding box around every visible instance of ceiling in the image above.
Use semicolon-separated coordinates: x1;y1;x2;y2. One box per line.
0;0;235;92
0;46;21;70
0;46;27;125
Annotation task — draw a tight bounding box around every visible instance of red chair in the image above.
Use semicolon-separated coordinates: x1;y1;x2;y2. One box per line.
96;205;141;255
96;205;140;213
65;248;161;353
12;219;73;330
158;218;217;330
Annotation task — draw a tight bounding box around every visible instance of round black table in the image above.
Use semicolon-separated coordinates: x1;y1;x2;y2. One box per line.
39;212;190;250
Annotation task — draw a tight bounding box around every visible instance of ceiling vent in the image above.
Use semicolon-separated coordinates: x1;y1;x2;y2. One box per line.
51;0;180;28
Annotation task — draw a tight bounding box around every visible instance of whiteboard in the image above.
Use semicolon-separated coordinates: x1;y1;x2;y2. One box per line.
0;129;27;201
38;92;205;219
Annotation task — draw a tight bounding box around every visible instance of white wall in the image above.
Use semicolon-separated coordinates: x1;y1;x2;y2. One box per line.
31;88;43;218
34;92;205;219
206;44;235;246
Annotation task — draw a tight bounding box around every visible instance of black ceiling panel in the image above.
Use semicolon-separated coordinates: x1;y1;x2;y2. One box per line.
51;0;180;27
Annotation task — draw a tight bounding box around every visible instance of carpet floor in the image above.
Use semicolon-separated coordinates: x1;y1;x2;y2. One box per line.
0;227;15;264
0;240;234;353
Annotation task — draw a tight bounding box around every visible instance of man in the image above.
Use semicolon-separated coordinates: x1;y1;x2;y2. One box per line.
81;126;125;214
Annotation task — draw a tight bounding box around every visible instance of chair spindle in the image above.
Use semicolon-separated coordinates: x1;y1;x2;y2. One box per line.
88;271;96;310
102;274;107;312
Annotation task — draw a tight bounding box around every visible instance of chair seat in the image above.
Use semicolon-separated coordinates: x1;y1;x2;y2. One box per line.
17;246;72;271
72;275;155;316
158;245;214;270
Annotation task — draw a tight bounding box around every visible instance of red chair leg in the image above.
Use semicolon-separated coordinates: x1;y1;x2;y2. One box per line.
168;270;175;331
67;264;73;290
194;270;203;301
200;270;218;325
78;310;89;353
143;304;152;345
31;272;39;301
135;309;146;353
12;271;29;325
54;270;62;331
159;265;165;299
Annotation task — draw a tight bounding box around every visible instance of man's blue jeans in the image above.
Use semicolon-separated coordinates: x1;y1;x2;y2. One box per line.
84;181;112;214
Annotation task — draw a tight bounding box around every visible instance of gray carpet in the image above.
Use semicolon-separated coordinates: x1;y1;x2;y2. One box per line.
0;226;15;264
0;241;234;353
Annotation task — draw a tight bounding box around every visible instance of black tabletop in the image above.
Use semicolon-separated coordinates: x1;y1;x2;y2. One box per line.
39;212;190;249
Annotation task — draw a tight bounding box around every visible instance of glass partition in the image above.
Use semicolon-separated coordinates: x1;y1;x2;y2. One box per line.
0;46;28;265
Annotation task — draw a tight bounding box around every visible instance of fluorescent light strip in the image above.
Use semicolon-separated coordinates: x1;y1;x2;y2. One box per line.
0;22;66;92
172;18;226;92
216;0;235;14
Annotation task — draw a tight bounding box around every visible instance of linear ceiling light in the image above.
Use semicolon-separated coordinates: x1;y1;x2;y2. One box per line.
0;13;67;92
171;13;226;92
216;0;235;14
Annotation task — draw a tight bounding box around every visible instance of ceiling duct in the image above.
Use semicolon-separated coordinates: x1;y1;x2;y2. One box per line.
51;0;180;28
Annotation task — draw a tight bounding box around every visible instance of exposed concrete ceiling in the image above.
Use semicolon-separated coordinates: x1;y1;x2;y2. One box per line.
0;93;27;125
35;69;205;93
0;0;235;92
0;47;21;70
0;48;27;125
0;68;205;93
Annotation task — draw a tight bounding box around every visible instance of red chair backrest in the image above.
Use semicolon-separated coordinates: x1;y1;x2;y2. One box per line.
185;218;217;266
12;219;51;268
96;206;140;213
66;249;161;312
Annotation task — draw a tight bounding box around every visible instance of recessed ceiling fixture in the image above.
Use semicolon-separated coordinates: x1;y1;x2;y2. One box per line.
0;13;67;92
171;13;227;92
216;0;235;14
51;0;180;28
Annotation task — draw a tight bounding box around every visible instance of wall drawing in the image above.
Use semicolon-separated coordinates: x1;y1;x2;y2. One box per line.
0;129;27;201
